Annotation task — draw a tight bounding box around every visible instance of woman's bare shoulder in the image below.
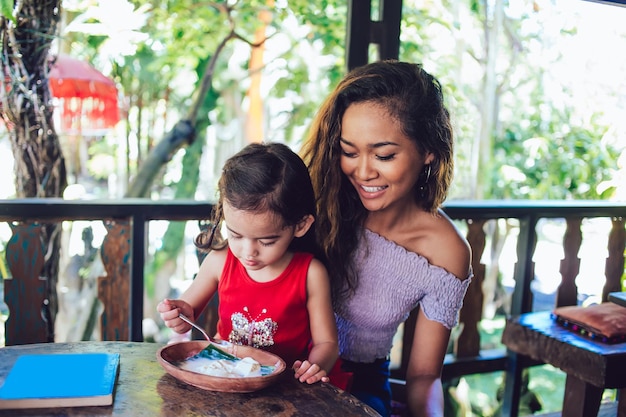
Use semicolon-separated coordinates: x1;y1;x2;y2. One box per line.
412;209;471;280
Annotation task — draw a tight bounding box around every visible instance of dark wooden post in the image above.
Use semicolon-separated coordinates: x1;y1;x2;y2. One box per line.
98;220;131;341
346;0;403;70
501;214;538;417
556;217;582;307
603;217;625;301
4;223;48;345
194;222;220;340
456;218;486;357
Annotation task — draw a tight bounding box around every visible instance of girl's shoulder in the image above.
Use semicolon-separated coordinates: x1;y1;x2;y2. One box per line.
306;256;329;279
199;246;229;278
205;245;229;261
303;256;332;297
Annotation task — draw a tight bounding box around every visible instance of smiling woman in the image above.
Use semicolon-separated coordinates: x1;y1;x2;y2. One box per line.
301;60;472;417
338;101;427;214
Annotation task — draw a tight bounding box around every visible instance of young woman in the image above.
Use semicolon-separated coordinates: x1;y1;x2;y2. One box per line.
158;142;338;384
301;60;473;416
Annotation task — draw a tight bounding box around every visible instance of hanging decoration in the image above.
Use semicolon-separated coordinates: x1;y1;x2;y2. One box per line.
48;54;119;134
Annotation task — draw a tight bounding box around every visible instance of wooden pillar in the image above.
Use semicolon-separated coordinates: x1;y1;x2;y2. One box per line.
603;217;625;301
501;215;538;417
346;0;402;70
556;217;582;307
456;218;486;357
4;223;48;345
194;221;220;340
98;219;131;341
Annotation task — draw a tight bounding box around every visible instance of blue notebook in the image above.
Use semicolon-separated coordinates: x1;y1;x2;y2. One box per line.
0;352;120;409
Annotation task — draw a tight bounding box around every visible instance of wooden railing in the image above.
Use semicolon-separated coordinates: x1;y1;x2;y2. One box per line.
1;198;625;415
0;199;214;343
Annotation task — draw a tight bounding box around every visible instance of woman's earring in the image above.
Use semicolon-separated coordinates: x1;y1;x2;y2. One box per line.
419;165;431;196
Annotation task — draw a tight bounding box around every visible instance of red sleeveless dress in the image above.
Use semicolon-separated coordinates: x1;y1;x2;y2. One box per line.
217;249;312;367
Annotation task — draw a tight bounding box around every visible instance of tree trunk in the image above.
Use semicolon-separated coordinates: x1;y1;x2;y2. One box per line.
1;0;67;342
245;1;273;144
476;0;504;199
124;2;255;198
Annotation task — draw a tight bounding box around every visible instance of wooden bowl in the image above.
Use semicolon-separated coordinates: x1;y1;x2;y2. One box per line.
156;341;287;393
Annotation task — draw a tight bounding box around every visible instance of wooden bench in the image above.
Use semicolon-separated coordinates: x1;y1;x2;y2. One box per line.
502;311;626;417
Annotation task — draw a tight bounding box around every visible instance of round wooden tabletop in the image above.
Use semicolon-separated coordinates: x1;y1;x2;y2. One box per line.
0;341;380;417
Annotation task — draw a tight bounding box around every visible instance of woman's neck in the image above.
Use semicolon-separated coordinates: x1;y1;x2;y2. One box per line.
364;201;423;235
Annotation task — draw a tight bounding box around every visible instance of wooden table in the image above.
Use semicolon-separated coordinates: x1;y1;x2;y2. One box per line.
502;311;626;417
0;341;380;417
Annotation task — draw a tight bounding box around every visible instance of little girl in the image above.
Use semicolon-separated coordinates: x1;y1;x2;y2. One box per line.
157;142;338;384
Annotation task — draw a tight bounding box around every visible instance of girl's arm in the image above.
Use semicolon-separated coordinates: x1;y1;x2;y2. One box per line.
156;248;226;333
293;258;339;384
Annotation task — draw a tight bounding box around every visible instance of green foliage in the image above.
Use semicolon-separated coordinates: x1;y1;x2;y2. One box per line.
149;2;227;65
143;141;203;300
289;1;348;53
87;140;117;181
493;106;618;200
469;0;482;15
0;0;16;25
397;1;623;201
452;319;568;416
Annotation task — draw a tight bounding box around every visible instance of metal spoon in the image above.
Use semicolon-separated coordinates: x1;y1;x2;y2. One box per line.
178;313;212;341
178;313;231;347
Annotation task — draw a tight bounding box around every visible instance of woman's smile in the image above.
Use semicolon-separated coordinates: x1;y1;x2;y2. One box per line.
340;102;429;212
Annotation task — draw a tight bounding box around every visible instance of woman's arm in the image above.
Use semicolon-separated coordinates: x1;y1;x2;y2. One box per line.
293;258;339;384
405;213;472;416
405;308;451;417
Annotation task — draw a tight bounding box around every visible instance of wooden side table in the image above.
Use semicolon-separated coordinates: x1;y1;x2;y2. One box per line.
502;311;626;417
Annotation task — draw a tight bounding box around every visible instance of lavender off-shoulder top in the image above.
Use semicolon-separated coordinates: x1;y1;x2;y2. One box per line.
335;229;472;363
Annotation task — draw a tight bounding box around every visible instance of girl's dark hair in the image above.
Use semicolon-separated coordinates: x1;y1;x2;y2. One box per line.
301;60;454;297
195;142;319;257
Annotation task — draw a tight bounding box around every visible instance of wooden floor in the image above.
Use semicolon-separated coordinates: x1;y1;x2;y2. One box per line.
527;401;618;417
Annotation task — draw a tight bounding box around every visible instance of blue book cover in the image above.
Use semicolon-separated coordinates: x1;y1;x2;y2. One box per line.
0;352;120;409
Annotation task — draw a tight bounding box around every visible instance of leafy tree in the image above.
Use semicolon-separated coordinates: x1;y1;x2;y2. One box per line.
61;0;347;198
494;107;617;200
1;0;66;342
1;0;350;339
397;0;622;202
398;3;623;414
131;0;349;320
57;1;349;323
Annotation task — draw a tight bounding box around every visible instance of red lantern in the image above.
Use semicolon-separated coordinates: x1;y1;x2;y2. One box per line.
49;54;119;134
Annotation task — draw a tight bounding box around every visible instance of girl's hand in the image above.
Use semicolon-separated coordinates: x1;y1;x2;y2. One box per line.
156;298;194;334
292;360;330;384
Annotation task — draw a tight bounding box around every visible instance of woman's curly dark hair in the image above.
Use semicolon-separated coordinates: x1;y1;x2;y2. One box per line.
300;60;454;297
